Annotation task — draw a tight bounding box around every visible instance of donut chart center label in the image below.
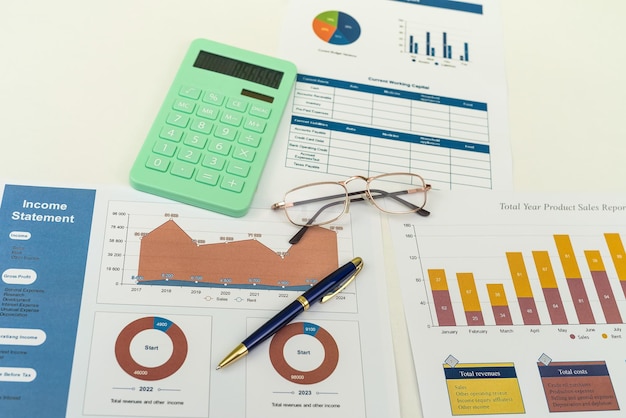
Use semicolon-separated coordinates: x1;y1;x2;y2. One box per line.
313;11;361;45
283;334;325;372
114;316;188;381
269;322;339;384
129;329;174;367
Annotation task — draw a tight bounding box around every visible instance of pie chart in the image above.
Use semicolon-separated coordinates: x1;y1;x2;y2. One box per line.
313;11;361;45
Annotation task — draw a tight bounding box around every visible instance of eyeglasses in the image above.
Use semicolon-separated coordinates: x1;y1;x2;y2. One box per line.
271;172;431;244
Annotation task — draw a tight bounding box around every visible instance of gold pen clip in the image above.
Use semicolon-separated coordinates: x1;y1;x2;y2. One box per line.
320;257;364;303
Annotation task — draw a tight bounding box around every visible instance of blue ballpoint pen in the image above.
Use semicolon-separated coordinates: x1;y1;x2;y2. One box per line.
216;257;364;369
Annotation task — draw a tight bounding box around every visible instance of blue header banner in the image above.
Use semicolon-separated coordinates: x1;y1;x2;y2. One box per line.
391;0;483;14
297;74;488;111
444;365;518;380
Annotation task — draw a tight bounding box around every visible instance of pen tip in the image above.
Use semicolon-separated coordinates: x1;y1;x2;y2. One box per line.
216;366;221;370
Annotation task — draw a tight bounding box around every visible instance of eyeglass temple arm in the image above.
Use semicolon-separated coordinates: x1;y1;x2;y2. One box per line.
288;188;430;245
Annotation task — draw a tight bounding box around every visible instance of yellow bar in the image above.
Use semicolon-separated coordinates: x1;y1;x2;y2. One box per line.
487;283;508;307
554;234;582;278
605;233;626;282
428;269;449;291
584;250;605;272
457;272;481;312
506;252;534;298
532;251;558;289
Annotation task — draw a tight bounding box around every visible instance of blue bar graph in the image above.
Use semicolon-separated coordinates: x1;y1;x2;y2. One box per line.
403;22;471;63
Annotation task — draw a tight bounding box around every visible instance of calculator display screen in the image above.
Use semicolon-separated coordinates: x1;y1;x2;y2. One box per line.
193;51;284;89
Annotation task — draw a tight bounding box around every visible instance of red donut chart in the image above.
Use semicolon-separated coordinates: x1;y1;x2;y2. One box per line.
114;316;188;381
269;322;338;385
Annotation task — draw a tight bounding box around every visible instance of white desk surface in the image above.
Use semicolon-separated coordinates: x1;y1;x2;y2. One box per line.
2;1;625;416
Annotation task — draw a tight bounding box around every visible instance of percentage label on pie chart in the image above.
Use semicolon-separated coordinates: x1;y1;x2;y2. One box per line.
313;11;361;45
115;316;188;381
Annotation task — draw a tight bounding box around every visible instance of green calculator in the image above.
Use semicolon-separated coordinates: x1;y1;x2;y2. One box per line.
130;39;297;217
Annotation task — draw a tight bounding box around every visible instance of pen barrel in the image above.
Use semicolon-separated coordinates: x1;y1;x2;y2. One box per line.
242;299;304;350
300;260;357;304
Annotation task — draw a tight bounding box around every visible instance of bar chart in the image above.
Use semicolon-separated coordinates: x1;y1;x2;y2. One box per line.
399;19;472;63
425;232;626;327
390;194;626;417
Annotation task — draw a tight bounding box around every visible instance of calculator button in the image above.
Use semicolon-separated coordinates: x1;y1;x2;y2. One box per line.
184;133;208;149
232;145;255;162
238;132;261;148
243;117;266;133
146;155;170;172
220;111;243;126
208;139;232;156
220;175;245;193
197;105;220;120
249;104;271;119
202;154;226;171
173;98;196;113
214;125;237;141
203;91;224;106
196;168;220;186
171;162;195;179
179;86;202;100
190;119;213;134
166;112;190;128
226;98;248;112
160;126;184;142
177;147;202;164
153;141;177;157
226;161;251;177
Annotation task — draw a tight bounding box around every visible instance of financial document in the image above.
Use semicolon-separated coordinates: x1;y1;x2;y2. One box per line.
388;190;626;417
272;0;513;191
0;182;400;418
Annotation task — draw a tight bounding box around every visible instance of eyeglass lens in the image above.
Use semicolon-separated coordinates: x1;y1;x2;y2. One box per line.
367;173;427;213
284;182;347;226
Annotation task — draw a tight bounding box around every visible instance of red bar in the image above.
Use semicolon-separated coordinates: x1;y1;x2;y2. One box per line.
518;297;541;325
566;278;596;324
585;250;622;324
542;288;569;325
492;306;513;326
432;290;456;326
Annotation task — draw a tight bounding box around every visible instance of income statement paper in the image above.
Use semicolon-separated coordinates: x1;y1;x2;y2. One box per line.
0;182;400;418
388;190;626;417
263;0;512;195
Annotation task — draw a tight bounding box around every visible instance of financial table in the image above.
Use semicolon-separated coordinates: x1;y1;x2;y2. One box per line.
284;75;491;189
